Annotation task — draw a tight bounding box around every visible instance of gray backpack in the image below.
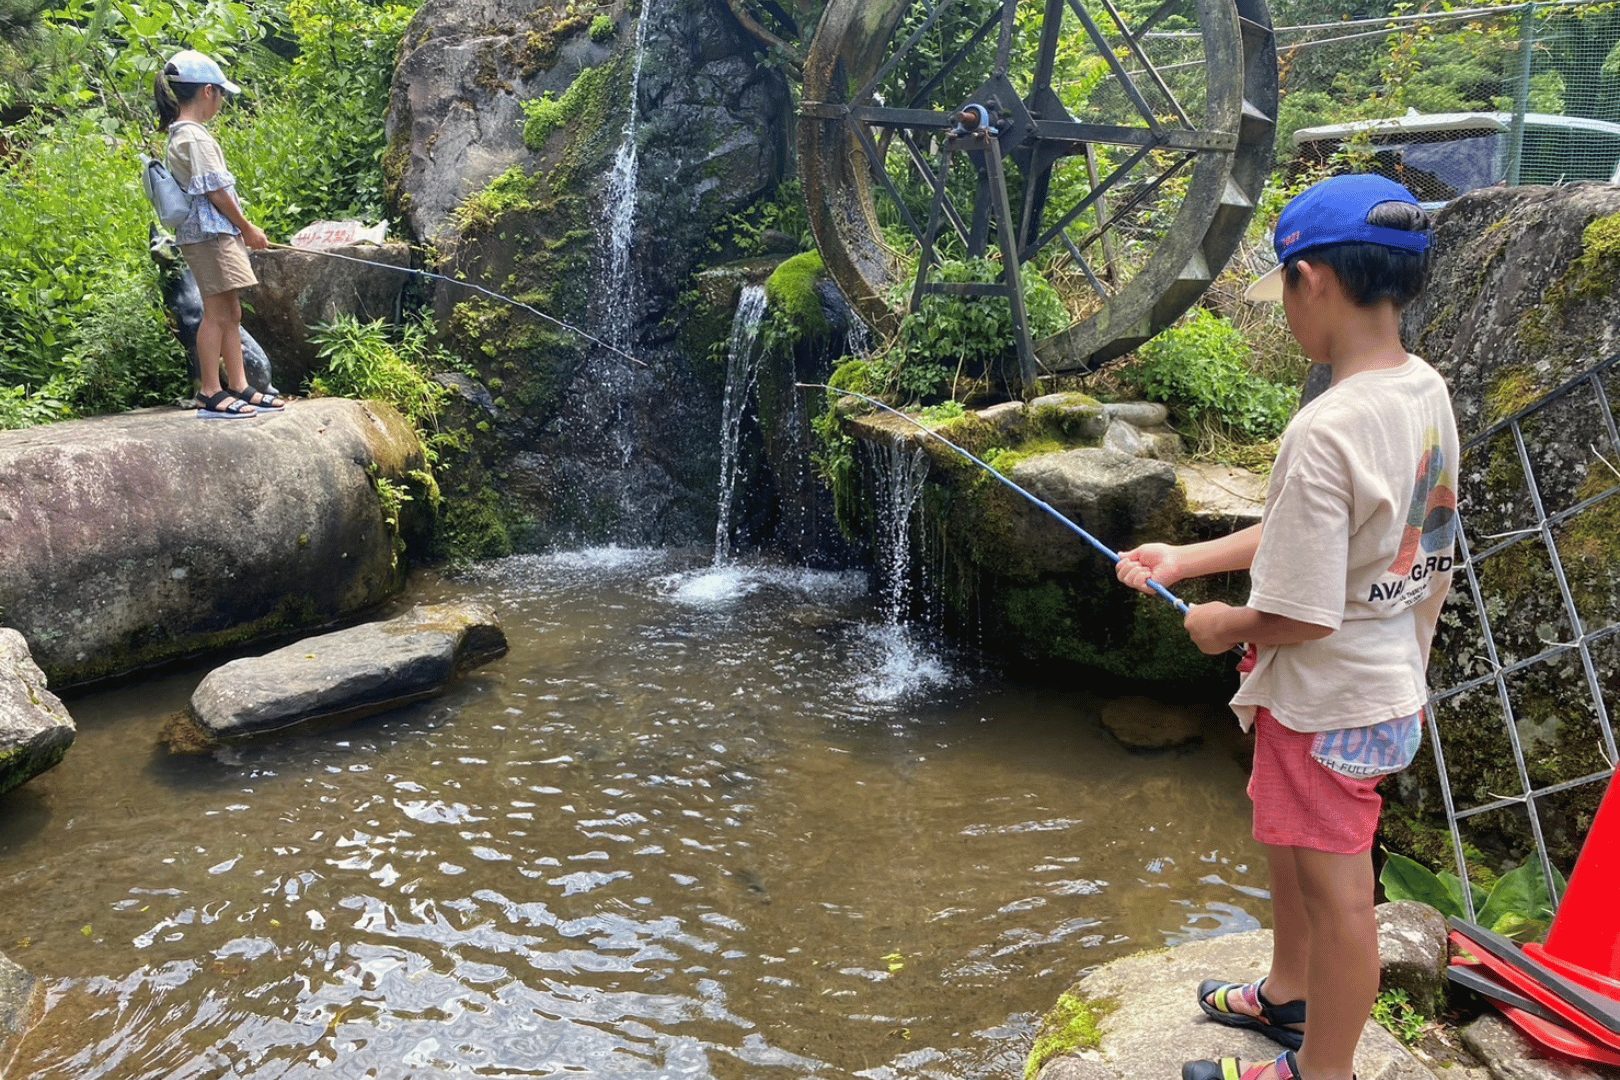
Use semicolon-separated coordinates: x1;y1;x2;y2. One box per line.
140;122;204;231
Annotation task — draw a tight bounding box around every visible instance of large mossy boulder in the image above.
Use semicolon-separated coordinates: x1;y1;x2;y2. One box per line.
386;0;792;547
0;629;75;796
0;400;424;687
840;402;1254;685
1397;183;1620;867
243;242;412;393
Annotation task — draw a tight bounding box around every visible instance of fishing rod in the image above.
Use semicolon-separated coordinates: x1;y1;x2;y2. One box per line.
265;242;649;369
798;382;1193;616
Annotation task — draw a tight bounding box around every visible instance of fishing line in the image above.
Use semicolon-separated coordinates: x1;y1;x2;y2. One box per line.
265;242;649;369
799;382;1194;615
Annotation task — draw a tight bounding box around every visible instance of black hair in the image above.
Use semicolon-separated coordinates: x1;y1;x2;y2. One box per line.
154;63;210;133
1283;200;1431;308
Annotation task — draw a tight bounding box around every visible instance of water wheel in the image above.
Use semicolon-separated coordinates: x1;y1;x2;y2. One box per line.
799;0;1278;387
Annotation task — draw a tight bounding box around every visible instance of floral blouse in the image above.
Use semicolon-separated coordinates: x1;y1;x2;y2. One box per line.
165;121;242;245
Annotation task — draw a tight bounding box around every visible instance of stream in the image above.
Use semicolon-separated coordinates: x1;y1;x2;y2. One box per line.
1;548;1266;1078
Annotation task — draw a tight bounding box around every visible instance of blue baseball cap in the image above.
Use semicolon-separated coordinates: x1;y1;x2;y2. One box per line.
165;49;241;95
1246;174;1430;302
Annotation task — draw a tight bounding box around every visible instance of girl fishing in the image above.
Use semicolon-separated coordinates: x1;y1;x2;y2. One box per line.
154;49;284;418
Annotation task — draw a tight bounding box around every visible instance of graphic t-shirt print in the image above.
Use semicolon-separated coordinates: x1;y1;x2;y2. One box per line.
1367;428;1456;608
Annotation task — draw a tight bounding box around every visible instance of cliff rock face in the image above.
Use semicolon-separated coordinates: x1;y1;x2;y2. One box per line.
0;400;423;687
1397;182;1620;866
386;0;792;546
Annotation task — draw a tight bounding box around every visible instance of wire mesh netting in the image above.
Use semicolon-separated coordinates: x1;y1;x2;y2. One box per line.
1270;1;1620;200
1420;353;1620;918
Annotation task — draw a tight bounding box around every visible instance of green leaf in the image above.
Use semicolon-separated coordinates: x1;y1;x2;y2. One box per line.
1379;851;1465;919
1438;870;1486;916
1490;912;1550;942
1478;858;1567;931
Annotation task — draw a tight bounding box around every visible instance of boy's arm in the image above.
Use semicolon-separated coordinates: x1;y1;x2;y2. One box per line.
1116;523;1261;594
1183;602;1332;655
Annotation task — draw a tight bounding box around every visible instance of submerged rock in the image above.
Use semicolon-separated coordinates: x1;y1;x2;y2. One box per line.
187;602;508;741
0;948;41;1068
0;400;424;687
0;629;75;796
1099;696;1206;751
1030;926;1437;1080
243;242;412;393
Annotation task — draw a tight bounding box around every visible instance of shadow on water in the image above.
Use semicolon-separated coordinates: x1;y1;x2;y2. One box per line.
1;547;1267;1079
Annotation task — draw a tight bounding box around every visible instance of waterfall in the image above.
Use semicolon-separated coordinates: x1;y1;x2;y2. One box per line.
600;0;660;348
866;437;931;625
713;285;769;563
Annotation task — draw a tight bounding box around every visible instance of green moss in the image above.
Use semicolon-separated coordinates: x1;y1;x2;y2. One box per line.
1484;368;1541;424
453;166;543;234
1568;212;1620;300
1025;991;1116;1080
764;251;830;338
589;13;615;41
1517;212;1620;358
436;486;515;564
522;61;619;152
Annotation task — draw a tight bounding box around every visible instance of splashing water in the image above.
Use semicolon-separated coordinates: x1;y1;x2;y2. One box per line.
600;0;660;348
713;285;768;563
866;437;931;625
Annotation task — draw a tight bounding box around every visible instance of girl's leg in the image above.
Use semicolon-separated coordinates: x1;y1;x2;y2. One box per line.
1294;846;1379;1080
197;290;233;397
217;291;249;393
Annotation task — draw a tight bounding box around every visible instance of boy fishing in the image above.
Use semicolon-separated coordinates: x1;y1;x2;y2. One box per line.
1116;174;1458;1080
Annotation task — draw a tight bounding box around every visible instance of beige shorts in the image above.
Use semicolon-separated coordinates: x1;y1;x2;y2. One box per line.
179;233;258;297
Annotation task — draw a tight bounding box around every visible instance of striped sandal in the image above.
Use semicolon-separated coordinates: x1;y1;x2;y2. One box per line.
1198;977;1306;1050
1182;1049;1338;1080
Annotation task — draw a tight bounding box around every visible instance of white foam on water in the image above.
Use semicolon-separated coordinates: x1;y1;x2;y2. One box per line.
655;564;867;609
656;565;763;607
851;623;955;704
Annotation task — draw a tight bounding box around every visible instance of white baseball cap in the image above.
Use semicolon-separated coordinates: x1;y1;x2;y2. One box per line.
165;49;241;95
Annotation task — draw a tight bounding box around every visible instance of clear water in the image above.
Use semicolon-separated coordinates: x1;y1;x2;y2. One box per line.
1;549;1266;1078
713;286;769;564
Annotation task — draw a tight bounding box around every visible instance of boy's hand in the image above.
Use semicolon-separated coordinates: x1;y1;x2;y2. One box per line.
1116;543;1185;595
242;224;269;251
1184;602;1240;655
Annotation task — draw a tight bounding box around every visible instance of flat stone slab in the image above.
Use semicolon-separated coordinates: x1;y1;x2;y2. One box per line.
1177;462;1270;529
1034;928;1437;1080
187;602;507;740
1461;1012;1620;1080
0;628;75;797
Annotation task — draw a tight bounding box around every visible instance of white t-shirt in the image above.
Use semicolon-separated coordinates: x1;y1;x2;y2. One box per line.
1231;355;1459;733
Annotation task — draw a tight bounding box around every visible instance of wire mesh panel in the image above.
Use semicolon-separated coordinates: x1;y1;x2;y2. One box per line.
1196;1;1620;199
1423;353;1620;919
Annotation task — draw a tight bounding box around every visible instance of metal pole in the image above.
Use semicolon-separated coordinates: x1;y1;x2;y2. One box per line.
1507;2;1536;186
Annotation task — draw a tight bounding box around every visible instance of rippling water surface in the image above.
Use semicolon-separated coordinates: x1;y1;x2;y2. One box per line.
0;548;1266;1078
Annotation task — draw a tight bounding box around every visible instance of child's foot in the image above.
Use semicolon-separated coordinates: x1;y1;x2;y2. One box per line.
229;386;285;410
1183;1049;1337;1080
1198;978;1307;1049
195;389;257;419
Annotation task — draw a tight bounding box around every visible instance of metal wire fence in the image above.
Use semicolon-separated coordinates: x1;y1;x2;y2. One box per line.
1152;1;1620;200
1422;353;1620;918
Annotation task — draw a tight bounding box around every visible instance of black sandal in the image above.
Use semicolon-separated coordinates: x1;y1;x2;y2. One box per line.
1198;977;1306;1050
1182;1049;1326;1080
195;390;256;419
230;386;285;410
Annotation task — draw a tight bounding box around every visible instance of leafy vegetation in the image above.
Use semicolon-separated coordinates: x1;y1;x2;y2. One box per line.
1380;849;1568;941
0;0;418;425
1372;989;1429;1047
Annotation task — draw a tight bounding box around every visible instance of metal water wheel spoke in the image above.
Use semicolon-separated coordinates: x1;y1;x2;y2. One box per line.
800;0;1279;382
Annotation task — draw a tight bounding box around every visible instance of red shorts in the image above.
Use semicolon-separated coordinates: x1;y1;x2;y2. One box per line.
1247;708;1394;855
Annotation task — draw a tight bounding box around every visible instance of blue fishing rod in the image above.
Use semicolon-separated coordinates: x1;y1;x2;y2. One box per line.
799;382;1193;616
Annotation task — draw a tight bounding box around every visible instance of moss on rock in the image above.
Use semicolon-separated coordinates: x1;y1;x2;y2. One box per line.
1025;991;1116;1080
764;251;830;340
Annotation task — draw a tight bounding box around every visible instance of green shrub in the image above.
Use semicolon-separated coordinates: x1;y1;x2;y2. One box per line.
588;13;615;42
1372;990;1428;1046
1120;308;1295;442
308;315;450;437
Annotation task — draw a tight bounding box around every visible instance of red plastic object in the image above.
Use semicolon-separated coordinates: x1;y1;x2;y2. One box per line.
1495;1004;1620;1068
1451;931;1620;1051
1531;767;1620;997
